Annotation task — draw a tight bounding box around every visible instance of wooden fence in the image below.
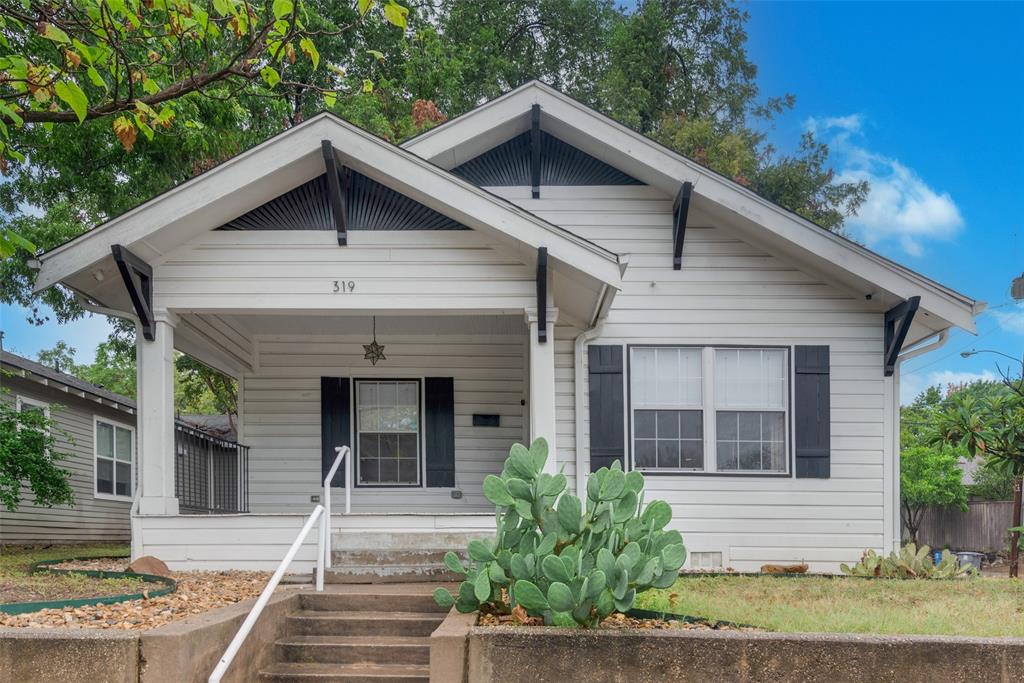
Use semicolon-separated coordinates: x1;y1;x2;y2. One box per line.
913;500;1014;553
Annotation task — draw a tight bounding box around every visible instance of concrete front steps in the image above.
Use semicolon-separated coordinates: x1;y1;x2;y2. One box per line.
326;532;477;583
258;584;449;683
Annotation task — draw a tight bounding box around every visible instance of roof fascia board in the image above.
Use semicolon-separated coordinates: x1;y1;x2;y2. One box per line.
38;112;621;293
407;82;976;333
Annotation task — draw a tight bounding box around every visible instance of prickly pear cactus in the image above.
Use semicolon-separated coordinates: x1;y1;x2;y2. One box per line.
433;438;686;627
840;542;977;579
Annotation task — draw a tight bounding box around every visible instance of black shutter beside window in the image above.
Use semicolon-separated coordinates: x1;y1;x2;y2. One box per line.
794;346;830;478
588;345;625;472
425;377;455;487
321;377;350;487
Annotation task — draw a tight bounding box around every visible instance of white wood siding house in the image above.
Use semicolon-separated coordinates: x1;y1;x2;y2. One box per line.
33;82;980;573
0;351;136;544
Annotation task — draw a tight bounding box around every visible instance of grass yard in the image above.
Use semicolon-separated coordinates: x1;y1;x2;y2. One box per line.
636;574;1024;637
0;544;143;604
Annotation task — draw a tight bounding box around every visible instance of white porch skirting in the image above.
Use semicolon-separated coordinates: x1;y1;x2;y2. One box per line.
135;512;495;571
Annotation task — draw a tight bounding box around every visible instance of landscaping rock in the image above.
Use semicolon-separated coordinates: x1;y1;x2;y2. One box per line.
127;556;171;577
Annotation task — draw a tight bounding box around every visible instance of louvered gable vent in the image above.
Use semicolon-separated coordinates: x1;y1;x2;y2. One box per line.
451;130;644;186
217;171;468;231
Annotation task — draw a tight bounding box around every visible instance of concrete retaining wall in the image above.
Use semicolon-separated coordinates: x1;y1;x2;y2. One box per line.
432;611;1024;683
0;590;301;683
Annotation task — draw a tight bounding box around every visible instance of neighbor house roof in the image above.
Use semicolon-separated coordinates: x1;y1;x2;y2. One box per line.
1;349;135;414
404;80;982;344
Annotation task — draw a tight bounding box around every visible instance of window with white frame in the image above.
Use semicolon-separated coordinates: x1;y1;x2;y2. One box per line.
16;396;50;453
630;347;789;474
356;380;421;486
95;418;134;498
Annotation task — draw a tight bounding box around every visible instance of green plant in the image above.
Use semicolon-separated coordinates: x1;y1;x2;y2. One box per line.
0;391;75;511
840;543;976;579
433;438;686;627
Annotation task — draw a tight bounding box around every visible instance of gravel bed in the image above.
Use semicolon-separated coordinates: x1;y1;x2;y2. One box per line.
0;570;275;630
477;610;755;631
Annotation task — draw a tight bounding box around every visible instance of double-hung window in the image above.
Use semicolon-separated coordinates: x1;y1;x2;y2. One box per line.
95;418;134;498
16;396;50;455
356;380;421;486
630;347;789;474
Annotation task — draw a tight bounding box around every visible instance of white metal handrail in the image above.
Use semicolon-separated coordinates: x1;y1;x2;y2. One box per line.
323;445;352;569
209;505;325;683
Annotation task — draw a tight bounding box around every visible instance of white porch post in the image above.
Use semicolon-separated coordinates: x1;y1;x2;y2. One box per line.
137;314;180;515
526;308;558;474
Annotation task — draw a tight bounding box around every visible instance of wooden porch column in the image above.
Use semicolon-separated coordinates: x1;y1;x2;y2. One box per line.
526;308;558;474
137;314;179;515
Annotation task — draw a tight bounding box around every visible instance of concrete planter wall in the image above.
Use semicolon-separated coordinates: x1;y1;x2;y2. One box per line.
431;610;1024;683
0;590;301;683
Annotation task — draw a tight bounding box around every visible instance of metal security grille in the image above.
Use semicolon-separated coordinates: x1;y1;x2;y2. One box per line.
217;172;469;231
174;421;250;514
451;130;645;186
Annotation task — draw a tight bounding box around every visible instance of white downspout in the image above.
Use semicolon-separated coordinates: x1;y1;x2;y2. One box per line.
573;323;605;496
890;329;950;549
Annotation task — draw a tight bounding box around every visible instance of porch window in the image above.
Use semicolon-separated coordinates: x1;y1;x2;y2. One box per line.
95;418;134;498
629;346;789;474
356;380;421;486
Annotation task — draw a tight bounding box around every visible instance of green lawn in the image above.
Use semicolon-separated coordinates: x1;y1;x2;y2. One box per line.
636;574;1024;637
0;544;139;604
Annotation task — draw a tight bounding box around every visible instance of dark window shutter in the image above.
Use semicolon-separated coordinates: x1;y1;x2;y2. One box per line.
425;377;455;487
794;346;830;478
321;377;350;487
588;345;625;472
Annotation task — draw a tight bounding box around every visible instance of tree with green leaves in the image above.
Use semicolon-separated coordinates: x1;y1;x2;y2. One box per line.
35;340;76;373
933;390;1024;577
0;391;75;511
900;445;967;546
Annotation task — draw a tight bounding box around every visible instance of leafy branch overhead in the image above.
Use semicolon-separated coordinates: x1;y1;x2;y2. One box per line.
0;0;408;164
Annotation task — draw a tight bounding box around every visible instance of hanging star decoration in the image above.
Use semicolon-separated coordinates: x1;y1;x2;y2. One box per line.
363;316;386;366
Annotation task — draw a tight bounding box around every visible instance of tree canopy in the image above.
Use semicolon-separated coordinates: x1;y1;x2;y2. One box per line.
2;0;871;413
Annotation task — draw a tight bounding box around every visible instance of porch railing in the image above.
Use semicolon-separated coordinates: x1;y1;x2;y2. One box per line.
323;445;352;569
174;421;250;514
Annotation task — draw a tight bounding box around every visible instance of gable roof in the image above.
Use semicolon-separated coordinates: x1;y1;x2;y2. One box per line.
404;80;981;342
35;111;623;301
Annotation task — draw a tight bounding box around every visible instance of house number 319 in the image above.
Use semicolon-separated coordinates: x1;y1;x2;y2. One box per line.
333;280;356;293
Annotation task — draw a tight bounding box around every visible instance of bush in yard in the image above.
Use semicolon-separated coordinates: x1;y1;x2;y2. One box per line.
840;542;977;579
0;393;74;512
433;438;686;627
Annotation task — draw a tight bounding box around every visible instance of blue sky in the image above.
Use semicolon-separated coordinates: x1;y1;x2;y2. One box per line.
2;1;1023;404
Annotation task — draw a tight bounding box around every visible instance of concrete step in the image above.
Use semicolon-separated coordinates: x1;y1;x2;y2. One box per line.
327;549;463;583
259;662;429;682
276;635;430;665
300;589;447;614
286;610;445;637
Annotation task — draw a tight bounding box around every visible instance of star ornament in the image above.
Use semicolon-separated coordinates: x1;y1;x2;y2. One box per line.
363;339;387;366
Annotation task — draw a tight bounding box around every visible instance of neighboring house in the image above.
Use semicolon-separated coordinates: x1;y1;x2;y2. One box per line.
0;350;136;544
32;82;981;572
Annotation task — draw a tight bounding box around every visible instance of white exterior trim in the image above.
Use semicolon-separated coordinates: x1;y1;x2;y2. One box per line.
404;81;980;339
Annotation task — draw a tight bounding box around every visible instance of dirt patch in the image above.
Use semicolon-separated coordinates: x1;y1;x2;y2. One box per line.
0;570;273;630
477;611;755;631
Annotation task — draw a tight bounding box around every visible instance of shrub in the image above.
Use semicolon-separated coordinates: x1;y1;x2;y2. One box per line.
433;438;687;627
840;542;977;579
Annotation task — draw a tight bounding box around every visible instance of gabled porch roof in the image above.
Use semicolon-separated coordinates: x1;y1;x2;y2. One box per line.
404;80;982;345
34;112;623;327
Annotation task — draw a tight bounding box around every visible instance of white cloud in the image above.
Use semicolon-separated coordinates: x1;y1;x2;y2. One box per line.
900;369;998;405
808;114;964;257
990;303;1024;335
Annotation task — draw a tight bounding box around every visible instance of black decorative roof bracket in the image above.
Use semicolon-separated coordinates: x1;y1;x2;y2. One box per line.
536;246;548;343
530;104;541;199
111;244;155;341
672;181;693;270
321;140;348;245
883;296;921;376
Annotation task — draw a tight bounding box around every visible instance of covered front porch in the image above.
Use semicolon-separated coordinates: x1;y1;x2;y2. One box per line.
135;305;578;570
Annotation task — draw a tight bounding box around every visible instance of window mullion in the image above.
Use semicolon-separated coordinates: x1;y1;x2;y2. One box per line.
703;347;717;473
